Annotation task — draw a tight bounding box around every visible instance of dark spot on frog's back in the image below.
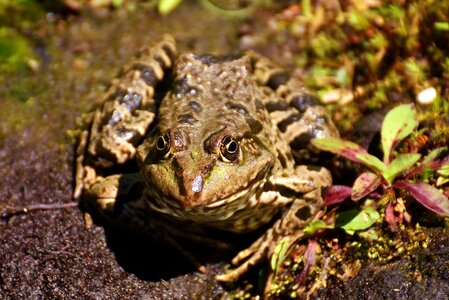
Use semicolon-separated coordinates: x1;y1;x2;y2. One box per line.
265;100;290;112
194;54;241;65
187;101;203;112
246;118;263;134
178;113;198;125
225;102;249;116
290;132;314;149
277;114;303;132
291;94;319;113
225;101;263;134
173;78;200;97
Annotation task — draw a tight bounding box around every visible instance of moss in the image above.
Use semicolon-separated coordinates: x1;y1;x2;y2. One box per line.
0;27;37;73
0;0;45;28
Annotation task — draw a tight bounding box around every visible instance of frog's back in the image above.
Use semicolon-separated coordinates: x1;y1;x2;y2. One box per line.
157;53;275;145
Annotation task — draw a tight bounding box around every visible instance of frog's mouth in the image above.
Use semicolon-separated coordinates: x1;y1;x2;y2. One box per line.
145;181;260;223
143;161;272;222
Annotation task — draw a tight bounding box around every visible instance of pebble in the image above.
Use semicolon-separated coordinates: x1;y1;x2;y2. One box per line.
416;87;437;105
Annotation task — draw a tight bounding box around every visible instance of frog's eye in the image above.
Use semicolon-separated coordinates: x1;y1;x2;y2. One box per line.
155;132;171;159
220;135;239;162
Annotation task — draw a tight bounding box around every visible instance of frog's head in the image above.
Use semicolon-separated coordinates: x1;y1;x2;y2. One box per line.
136;53;277;210
136;126;275;209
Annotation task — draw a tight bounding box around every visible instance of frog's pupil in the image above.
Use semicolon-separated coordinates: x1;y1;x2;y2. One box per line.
157;136;166;150
227;141;238;153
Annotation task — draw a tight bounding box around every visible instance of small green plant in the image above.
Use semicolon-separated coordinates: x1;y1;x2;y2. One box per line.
312;104;449;229
157;0;268;16
157;0;182;14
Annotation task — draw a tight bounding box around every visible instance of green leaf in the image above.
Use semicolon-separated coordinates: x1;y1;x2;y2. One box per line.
303;220;334;235
311;137;368;162
381;104;418;164
336;207;380;235
435;22;449;31
358;228;380;240
384;153;421;183
422;147;447;164
437;163;449;177
355;153;387;174
270;238;290;275
158;0;182;15
437;176;449;187
112;0;124;6
351;172;381;201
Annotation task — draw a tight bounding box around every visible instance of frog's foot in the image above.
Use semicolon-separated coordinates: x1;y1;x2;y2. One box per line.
82;172;148;228
215;228;274;282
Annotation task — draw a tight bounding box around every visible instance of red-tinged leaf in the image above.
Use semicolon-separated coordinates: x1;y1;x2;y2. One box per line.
296;240;319;285
351;172;381;201
384;202;401;232
381;104;418;164
394;181;449;216
311;137;368;162
325;185;352;206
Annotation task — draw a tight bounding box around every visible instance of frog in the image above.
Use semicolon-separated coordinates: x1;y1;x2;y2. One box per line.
74;34;338;282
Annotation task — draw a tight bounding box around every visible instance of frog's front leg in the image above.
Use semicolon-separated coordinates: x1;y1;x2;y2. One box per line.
74;34;177;199
82;172;151;229
216;165;331;282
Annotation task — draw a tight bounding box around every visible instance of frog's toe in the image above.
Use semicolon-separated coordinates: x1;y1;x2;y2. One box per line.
231;234;266;265
86;174;121;211
216;246;266;282
216;229;274;282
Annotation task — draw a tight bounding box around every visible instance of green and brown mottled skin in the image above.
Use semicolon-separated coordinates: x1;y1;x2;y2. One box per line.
74;34;338;281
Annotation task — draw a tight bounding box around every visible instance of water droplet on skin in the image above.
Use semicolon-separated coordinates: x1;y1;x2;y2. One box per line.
192;175;203;193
